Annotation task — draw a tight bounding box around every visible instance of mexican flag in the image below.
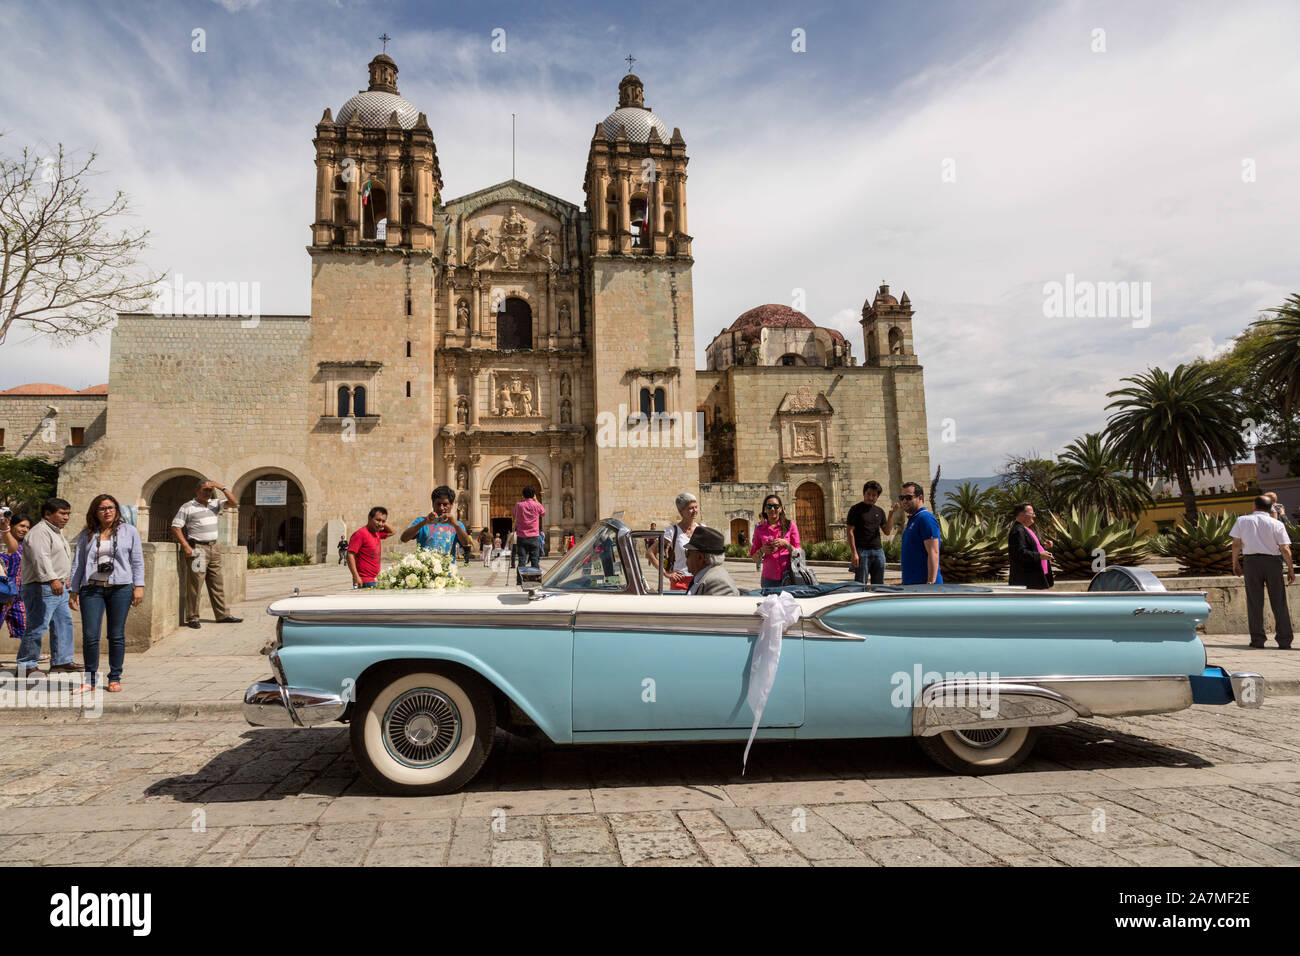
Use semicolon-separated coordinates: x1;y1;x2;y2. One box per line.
362;181;372;206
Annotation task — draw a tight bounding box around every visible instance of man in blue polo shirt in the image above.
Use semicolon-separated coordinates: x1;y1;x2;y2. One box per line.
899;481;942;585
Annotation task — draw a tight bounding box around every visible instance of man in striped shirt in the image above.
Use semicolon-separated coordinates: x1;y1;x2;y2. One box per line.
171;479;241;629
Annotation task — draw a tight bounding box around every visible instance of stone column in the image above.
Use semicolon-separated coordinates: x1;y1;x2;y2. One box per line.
617;172;631;253
468;362;481;426
574;442;587;528
546;271;557;340
570;364;581;424
653;175;666;234
468;454;483;532
547;439;562;549
674;174;687;235
550;359;561;427
347;162;361;242
315;157;332;223
445;357;457;427
414;162;427;225
444;454;456;491
470;276;482;335
385;161;401;247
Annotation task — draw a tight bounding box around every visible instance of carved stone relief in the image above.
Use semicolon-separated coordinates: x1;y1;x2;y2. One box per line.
490;369;541;418
793;422;822;457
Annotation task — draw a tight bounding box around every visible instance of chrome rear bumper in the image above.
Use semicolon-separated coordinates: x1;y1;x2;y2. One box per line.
243;679;346;728
913;671;1265;737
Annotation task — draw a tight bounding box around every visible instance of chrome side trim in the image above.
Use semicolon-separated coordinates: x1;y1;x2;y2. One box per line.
274;609;575;628
911;674;1194;736
244;679;347;728
573;611;768;636
1230;672;1265;709
802;615;865;641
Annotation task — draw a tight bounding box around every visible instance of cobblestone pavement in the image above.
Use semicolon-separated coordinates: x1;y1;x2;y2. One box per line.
1;696;1298;866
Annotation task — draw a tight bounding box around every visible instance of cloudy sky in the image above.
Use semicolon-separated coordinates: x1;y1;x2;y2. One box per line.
2;0;1296;475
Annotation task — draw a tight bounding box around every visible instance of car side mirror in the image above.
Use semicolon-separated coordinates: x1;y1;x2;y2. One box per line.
519;567;543;597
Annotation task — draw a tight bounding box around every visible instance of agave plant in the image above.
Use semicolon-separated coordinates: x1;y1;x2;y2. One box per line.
1044;509;1149;579
1150;512;1237;575
936;515;1007;583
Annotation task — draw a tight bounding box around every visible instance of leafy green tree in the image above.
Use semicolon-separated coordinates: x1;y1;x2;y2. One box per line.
1251;293;1300;416
995;454;1066;520
0;454;58;514
1104;365;1246;522
940;481;997;525
1054;432;1154;524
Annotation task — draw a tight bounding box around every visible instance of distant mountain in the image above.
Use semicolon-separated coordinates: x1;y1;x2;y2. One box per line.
932;476;1000;506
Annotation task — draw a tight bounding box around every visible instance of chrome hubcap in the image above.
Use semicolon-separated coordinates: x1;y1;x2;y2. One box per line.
953;727;1010;748
382;688;461;767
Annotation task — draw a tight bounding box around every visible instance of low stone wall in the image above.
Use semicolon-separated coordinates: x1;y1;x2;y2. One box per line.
68;542;247;654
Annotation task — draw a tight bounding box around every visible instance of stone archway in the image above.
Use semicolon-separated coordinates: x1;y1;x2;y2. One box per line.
795;481;826;544
236;473;306;555
147;474;203;542
489;467;541;539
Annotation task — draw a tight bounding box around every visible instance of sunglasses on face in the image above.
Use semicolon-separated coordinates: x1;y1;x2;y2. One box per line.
764;504;781;511
899;494;916;501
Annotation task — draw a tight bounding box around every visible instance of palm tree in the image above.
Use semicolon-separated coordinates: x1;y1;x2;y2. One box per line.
941;481;996;525
1251;293;1300;415
1103;365;1246;521
1054;433;1154;524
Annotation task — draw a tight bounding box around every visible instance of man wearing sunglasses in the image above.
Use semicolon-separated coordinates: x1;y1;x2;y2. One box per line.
898;482;942;585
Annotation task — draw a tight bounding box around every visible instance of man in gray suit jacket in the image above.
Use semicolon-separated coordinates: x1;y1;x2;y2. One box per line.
685;527;740;596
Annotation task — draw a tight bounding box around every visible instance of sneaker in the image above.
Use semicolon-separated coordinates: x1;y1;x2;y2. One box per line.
215;616;243;624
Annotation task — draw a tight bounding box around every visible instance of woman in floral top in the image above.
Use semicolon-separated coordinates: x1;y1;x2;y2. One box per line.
0;513;32;647
749;493;801;589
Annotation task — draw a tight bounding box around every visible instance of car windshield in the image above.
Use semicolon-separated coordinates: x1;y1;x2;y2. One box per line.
540;521;627;591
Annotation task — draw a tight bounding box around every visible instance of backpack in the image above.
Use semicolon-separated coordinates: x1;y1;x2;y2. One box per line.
782;547;818;587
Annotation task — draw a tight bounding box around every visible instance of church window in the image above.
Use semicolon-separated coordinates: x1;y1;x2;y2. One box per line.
71;427;85;446
401;200;412;226
888;326;903;354
405;340;411;357
353;386;367;417
401;171;413;194
333;173;346;191
337;386;351;417
639;388;652;419
497;297;532;350
780;353;805;366
332;197;348;225
654;388;666;414
406;381;411;398
405;295;412;316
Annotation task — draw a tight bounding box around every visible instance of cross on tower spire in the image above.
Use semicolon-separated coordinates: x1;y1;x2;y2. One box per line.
379;33;392;53
625;53;637;72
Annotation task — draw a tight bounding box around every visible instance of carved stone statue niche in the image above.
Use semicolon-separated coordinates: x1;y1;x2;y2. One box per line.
560;399;572;424
466;228;493;268
562;494;573;520
558;302;571;333
456;299;469;329
562;462;573;488
457;465;468;490
559;372;571;397
456;397;468;424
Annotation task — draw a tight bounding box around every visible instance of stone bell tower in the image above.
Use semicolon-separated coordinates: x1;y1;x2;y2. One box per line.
861;283;919;367
304;52;445;547
583;73;699;528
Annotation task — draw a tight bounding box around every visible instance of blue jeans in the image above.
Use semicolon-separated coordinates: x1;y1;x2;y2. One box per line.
761;576;785;590
857;548;886;586
79;583;132;686
18;582;74;670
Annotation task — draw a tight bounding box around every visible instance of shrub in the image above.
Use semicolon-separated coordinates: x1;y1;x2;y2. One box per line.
805;540;851;562
247;552;312;569
725;544;750;559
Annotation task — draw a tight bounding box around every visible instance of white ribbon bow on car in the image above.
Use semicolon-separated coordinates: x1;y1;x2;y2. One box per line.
744;591;802;773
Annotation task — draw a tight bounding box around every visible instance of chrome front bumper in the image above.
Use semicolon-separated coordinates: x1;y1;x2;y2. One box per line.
913;670;1266;737
243;679;346;728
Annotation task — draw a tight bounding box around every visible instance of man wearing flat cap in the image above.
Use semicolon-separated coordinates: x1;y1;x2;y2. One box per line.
684;526;740;596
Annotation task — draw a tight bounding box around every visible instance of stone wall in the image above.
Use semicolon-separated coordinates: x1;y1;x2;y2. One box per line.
589;257;699;529
57;314;315;553
0;394;107;466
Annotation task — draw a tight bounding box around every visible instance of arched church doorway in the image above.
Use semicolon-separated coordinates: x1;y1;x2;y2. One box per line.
238;473;306;554
496;297;532;350
730;518;749;546
795;481;826;544
489;467;539;539
147;474;202;542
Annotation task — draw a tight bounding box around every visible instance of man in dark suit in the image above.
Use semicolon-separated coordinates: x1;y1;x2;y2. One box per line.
1008;502;1054;589
685;527;740;596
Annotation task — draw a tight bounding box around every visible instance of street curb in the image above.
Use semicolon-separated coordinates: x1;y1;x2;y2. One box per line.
0;699;246;725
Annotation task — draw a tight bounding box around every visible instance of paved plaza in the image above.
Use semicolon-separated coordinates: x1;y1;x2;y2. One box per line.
1;560;1298;866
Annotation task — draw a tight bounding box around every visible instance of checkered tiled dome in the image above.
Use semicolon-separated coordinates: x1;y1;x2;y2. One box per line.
599;106;670;143
336;90;422;129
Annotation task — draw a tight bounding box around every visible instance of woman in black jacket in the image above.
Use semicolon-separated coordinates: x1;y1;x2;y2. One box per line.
1008;503;1054;589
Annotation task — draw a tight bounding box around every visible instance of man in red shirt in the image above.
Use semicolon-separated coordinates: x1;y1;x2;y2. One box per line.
347;507;395;588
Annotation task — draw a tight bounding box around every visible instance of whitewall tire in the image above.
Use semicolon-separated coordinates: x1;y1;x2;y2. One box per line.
917;726;1039;775
350;665;496;796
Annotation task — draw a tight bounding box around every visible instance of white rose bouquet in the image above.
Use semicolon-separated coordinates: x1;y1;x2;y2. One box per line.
375;549;470;590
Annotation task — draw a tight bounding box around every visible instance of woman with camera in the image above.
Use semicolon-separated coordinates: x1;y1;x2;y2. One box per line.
68;494;145;692
750;493;801;589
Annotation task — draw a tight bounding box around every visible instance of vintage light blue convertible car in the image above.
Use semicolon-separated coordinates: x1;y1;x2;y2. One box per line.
245;517;1264;795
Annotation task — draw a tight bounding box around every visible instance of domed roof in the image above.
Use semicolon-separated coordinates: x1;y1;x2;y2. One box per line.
0;383;77;395
336;90;421;129
600;106;671;142
726;304;847;344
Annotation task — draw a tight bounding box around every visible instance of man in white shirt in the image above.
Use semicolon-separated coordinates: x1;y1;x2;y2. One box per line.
171;479;241;629
1231;496;1294;649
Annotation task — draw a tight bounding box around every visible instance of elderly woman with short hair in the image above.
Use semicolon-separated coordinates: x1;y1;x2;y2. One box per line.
651;492;706;590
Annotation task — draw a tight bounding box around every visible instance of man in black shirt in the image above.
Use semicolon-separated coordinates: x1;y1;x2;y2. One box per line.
847;480;899;585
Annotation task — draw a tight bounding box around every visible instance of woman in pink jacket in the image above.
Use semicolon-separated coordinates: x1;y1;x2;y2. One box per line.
749;493;800;589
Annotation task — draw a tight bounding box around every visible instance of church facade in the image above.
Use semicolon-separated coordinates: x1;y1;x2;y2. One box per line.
23;54;929;557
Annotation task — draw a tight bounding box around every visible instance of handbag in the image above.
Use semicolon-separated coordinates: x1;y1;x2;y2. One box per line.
0;557;18;603
781;547;818;587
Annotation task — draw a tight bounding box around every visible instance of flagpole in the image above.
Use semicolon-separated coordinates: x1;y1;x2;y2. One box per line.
512;113;516;180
